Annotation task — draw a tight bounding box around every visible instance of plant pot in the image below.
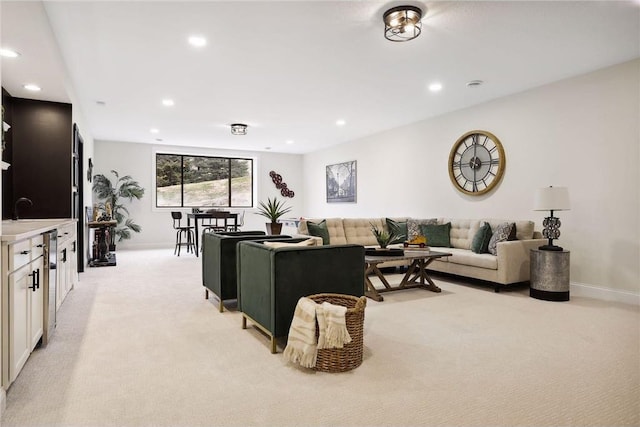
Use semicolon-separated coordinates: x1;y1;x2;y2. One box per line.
266;222;282;235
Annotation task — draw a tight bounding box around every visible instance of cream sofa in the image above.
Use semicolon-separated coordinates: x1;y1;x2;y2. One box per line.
297;217;545;292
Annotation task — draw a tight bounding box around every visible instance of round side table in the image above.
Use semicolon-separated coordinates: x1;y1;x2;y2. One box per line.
530;249;570;301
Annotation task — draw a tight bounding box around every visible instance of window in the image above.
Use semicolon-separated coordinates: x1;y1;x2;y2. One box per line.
156;153;253;208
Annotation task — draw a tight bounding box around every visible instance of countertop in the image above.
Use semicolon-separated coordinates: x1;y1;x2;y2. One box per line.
1;219;77;242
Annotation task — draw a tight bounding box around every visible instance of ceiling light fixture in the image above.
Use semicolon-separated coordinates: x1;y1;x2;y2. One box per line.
0;48;20;58
150;128;159;134
23;84;41;92
188;36;207;47
428;82;442;92
383;5;423;42
336;119;346;126
466;80;484;88
162;99;175;106
230;123;248;135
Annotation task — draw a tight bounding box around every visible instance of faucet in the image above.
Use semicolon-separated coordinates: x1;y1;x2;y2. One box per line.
13;197;33;220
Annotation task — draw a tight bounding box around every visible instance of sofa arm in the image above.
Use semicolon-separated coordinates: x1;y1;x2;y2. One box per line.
496;239;547;284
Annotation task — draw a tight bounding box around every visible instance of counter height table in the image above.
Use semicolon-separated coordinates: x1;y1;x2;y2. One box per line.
187;212;238;253
364;249;451;302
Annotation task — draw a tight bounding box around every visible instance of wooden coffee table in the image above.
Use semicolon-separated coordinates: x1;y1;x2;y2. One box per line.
364;249;451;301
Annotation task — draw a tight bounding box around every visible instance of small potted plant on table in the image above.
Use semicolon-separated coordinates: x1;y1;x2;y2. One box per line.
367;223;405;256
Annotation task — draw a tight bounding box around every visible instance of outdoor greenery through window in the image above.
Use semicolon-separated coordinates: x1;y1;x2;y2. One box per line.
156;154;253;207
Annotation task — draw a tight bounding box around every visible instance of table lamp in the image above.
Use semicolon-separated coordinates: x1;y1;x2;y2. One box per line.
533;186;570;251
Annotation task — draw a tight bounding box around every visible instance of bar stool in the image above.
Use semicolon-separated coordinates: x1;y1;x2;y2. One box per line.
171;212;195;256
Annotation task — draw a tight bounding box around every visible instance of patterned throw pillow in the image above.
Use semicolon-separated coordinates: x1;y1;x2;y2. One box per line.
471;222;492;254
406;218;437;240
487;222;515;255
419;223;452;247
385;218;408;244
307;220;330;245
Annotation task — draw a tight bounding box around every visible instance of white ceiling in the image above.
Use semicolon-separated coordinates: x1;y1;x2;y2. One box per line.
1;1;639;154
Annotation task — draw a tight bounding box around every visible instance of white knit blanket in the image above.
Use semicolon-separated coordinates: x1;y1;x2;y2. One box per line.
283;298;352;368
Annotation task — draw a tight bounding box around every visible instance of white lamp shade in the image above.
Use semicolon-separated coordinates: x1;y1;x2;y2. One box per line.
533;186;570;211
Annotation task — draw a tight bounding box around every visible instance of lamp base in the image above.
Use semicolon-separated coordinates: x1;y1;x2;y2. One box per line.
538;244;564;251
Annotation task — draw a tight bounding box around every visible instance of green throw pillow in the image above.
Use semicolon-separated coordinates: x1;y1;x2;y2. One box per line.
471;222;492;254
419;223;451;247
385;218;408;244
307;220;330;245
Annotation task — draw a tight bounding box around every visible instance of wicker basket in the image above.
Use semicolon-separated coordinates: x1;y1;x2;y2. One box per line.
308;293;367;373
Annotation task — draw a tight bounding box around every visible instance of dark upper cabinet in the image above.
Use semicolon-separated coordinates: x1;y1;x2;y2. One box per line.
2;91;73;220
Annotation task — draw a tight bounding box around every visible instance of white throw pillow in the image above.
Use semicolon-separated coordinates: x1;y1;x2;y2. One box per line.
263;239;316;248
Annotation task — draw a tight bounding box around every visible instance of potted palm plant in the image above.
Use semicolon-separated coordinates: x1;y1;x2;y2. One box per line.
256;197;292;235
92;170;145;250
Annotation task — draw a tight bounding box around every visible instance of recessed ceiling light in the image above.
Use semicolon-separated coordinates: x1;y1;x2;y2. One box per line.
188;35;207;47
466;80;484;88
150;128;159;134
336;119;346;126
286;140;294;145
265;147;271;150
162;99;174;107
0;48;20;58
155;138;163;142
428;82;443;92
23;84;41;92
96;100;106;106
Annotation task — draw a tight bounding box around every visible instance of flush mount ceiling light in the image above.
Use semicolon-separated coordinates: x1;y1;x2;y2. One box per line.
383;5;423;42
230;123;248;135
0;48;20;58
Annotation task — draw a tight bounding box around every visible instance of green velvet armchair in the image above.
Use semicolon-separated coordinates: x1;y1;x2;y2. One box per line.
202;231;294;312
237;241;365;353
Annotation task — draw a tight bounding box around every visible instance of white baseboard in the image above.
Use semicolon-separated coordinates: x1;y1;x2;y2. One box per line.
1;387;6;418
571;282;640;306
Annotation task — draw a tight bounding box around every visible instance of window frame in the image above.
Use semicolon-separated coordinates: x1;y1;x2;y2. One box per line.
154;152;254;209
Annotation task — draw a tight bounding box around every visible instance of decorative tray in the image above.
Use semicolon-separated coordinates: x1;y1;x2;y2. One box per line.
365;248;405;257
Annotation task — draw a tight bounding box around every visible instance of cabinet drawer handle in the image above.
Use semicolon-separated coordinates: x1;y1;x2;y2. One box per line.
20;250;31;255
28;270;38;291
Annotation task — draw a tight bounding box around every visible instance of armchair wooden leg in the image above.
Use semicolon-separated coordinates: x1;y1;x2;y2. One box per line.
219;299;224;313
204;289;209;299
270;336;277;354
242;315;247;329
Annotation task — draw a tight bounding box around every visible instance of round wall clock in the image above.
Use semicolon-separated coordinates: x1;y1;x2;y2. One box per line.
448;130;506;196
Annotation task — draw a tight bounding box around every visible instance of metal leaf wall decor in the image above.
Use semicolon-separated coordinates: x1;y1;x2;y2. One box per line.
269;171;294;198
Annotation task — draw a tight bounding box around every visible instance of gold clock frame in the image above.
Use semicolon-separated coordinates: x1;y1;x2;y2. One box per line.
448;130;506;196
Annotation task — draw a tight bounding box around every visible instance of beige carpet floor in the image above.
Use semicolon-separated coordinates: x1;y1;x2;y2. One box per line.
1;248;638;426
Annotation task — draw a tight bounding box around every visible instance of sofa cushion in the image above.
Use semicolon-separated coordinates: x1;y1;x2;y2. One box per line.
386;218;408;244
471;222;492;254
307;220;330;245
445;248;498;270
440;218;480;249
299;218;347;245
487;222;515;255
420;223;452;247
343;218;383;246
407;218;437;240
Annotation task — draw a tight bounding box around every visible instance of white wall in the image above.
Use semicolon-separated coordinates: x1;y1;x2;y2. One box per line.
302;59;640;295
93;140;303;249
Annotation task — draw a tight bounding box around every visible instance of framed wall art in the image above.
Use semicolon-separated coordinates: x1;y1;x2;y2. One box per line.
326;160;357;203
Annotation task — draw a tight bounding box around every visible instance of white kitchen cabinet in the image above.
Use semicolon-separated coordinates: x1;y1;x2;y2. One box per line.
56;222;77;309
6;235;44;383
